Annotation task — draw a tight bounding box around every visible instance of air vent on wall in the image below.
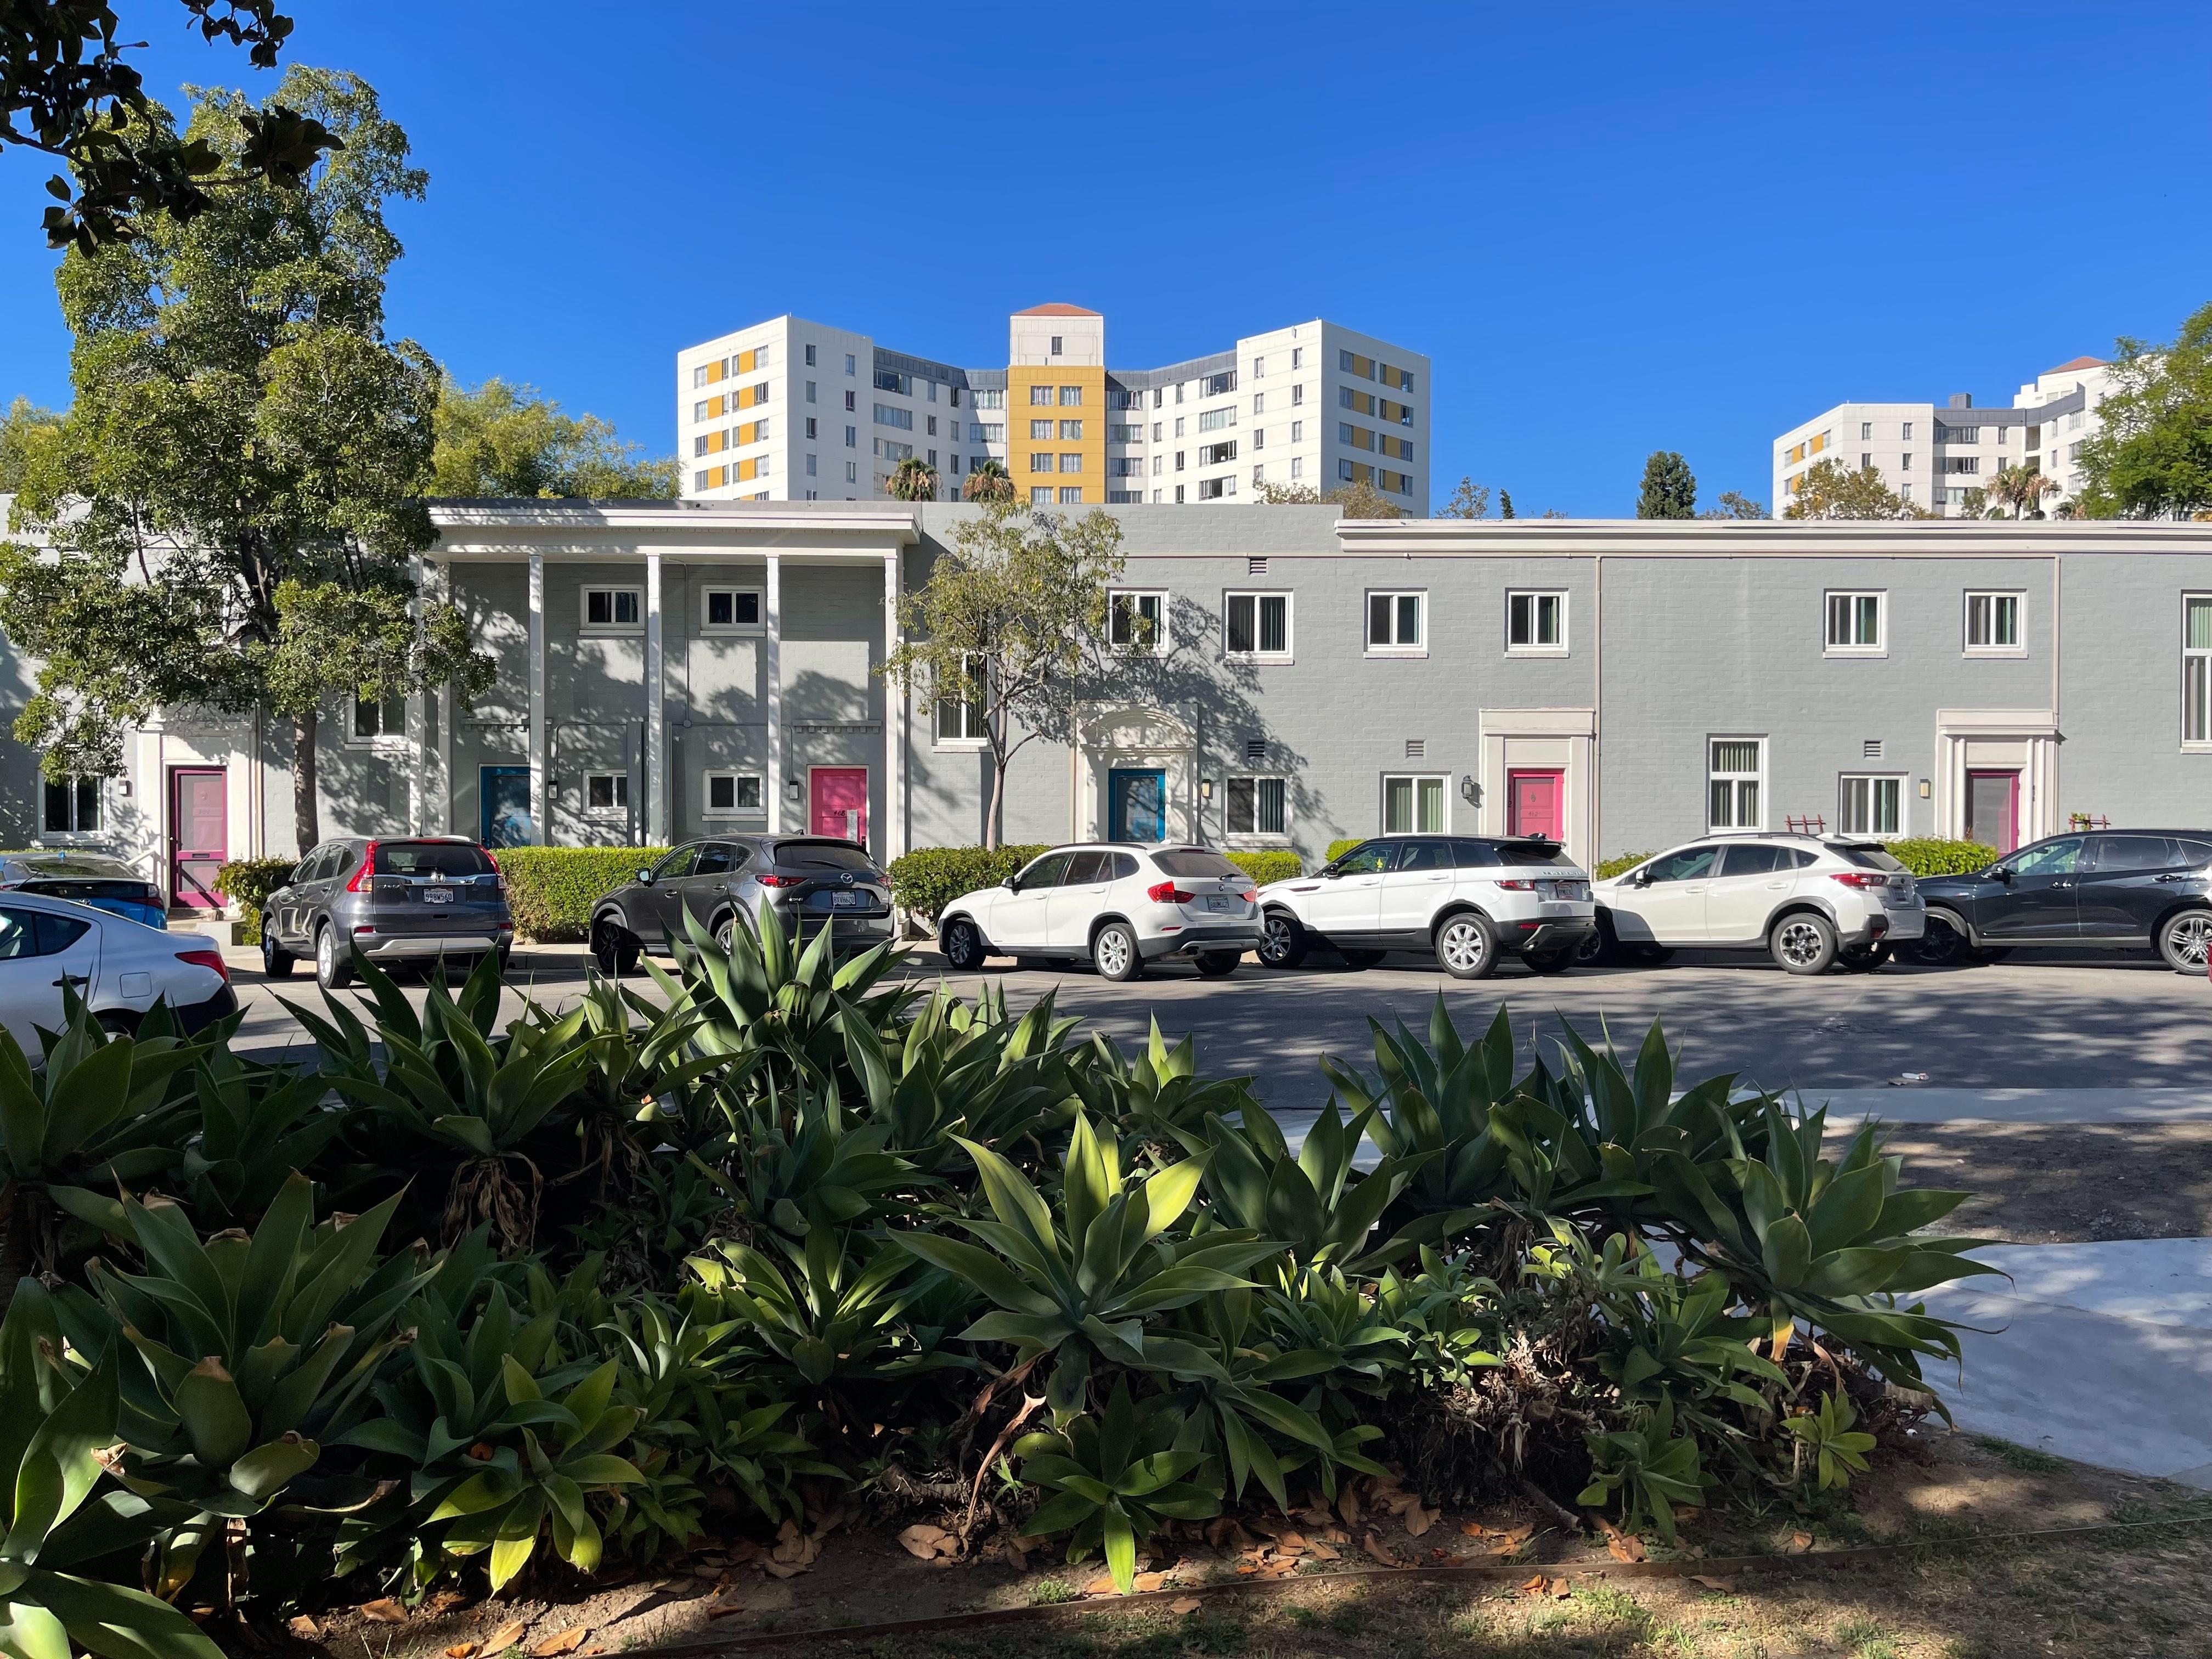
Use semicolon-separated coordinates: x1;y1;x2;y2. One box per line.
1863;738;1884;759
1406;738;1426;760
1245;737;1267;763
1248;556;1268;575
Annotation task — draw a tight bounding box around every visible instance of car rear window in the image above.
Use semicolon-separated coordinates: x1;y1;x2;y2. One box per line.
15;856;140;881
775;840;876;872
1150;850;1243;879
1837;844;1908;873
374;842;496;878
1497;840;1565;866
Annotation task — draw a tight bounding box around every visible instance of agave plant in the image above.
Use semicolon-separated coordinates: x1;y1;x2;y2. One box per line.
0;1280;223;1659
712;1071;917;1244
1782;1389;1876;1492
1070;1020;1260;1150
1013;1380;1221;1592
1199;1097;1432;1270
1577;1395;1708;1544
839;985;1079;1172
895;1116;1276;1417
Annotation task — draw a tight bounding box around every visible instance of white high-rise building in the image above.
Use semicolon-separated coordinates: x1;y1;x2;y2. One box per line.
1773;356;2117;517
676;306;1431;512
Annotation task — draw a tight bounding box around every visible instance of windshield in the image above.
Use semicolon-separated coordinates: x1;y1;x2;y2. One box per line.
1837;844;1907;873
375;842;496;878
12;855;140;881
1150;850;1243;879
774;840;876;872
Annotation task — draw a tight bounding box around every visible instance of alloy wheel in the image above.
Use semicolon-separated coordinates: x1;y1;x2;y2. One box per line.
2166;911;2212;970
1776;919;1827;969
1095;928;1133;978
1438;918;1489;974
1260;915;1295;964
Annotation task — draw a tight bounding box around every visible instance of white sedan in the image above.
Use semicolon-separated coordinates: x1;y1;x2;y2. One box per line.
937;844;1263;981
0;890;237;1056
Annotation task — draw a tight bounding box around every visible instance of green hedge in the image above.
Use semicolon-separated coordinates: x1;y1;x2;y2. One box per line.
888;845;1050;922
497;846;669;943
1324;838;1363;862
1884;837;1997;876
1594;851;1656;881
215;856;296;945
1224;849;1301;885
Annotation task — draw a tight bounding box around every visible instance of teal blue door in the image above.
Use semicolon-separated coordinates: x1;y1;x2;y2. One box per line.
480;766;534;847
1109;768;1166;842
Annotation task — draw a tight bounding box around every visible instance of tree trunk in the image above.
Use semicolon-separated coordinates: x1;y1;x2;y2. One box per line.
985;753;1006;851
294;708;320;856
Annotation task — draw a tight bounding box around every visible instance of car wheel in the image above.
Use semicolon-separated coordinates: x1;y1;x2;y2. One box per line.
1627;944;1675;965
1838;942;1894;972
590;916;639;977
261;929;295;978
1257;910;1309;970
1434;913;1498;980
1911;910;1971;966
1092;921;1143;983
1523;946;1574;975
314;925;354;990
2158;909;2212;974
95;1009;142;1037
941;916;989;972
1770;912;1838;975
714;916;737;955
1576;915;1616;966
1194;950;1241;978
1339;948;1386;969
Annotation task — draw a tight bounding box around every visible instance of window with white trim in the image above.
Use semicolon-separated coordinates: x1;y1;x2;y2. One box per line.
1366;590;1425;653
934;653;988;744
703;771;765;816
1824;590;1884;653
1708;738;1765;831
1839;774;1904;838
1108;590;1166;653
40;775;100;834
349;692;407;744
584;772;630;813
704;587;763;632
1225;775;1288;838
1506;590;1566;653
2187;595;2212;745
1383;774;1447;834
582;586;644;633
1224;591;1290;657
1964;590;2021;652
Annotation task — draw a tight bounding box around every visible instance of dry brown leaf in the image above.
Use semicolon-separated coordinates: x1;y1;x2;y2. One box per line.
1170;1597;1201;1615
726;1538;761;1564
360;1601;408;1626
485;1621;531;1653
759;1560;808;1580
1689;1575;1739;1594
1278;1530;1307;1550
1338;1488;1362;1527
287;1617;323;1641
1458;1520;1489;1539
1520;1574;1548;1595
1605;1532;1646;1563
1550;1577;1573;1599
1362;1532;1404;1568
1235;1562;1257;1576
444;1646;479;1659
1306;1540;1341;1562
898;1524;950;1560
1323;1525;1349;1545
529;1629;589;1658
1085;1576;1119;1595
1403;1503;1432;1538
1131;1572;1166;1593
705;1601;747;1621
1786;1531;1814;1555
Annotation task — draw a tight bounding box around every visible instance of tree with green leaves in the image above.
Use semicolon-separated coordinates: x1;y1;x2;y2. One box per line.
430;376;676;498
1781;460;1931;521
1698;490;1767;521
881;503;1125;848
0;67;492;856
962;456;1014;504
887;454;940;502
1635;450;1698;518
0;396;63;492
1440;476;1491;518
2074;302;2212;519
1983;462;2057;520
2;1;337;249
1252;478;1407;518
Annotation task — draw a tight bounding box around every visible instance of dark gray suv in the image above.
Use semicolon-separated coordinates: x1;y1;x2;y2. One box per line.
262;837;516;988
589;836;893;975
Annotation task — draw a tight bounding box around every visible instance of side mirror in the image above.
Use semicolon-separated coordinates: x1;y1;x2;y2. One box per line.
636;868;656;886
1003;875;1021;892
284;866;302;885
1992;866;2013;884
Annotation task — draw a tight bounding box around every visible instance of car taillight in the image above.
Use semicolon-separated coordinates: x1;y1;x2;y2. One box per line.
1238;890;1256;904
176;947;228;982
1494;879;1537;891
1830;871;1887;889
757;873;802;888
1146;881;1194;904
345;840;379;893
484;850;507;895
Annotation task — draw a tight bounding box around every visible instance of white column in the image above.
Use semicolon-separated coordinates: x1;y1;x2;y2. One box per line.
528;552;546;844
765;552;783;834
883;550;904;861
406;554;427;835
645;552;667;843
436;560;454;836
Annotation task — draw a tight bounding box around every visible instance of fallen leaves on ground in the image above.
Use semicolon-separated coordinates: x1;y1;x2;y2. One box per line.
1170;1597;1201;1615
485;1620;531;1653
360;1599;408;1625
1690;1574;1739;1594
1363;1532;1410;1568
899;1523;956;1560
1785;1531;1815;1555
445;1646;479;1658
528;1628;589;1657
763;1519;821;1578
287;1618;322;1642
1521;1574;1572;1599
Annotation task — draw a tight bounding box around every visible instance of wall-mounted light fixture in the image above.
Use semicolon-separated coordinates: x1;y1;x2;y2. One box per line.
785;776;803;804
1918;778;1932;798
1459;774;1481;805
1199;777;1215;801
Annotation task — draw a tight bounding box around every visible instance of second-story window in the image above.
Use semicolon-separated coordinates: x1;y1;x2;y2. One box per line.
1367;590;1426;653
1108;590;1166;653
1224;591;1290;657
1825;591;1884;654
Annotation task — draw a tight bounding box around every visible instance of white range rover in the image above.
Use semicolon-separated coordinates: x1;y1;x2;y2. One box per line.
1255;834;1596;979
936;844;1263;981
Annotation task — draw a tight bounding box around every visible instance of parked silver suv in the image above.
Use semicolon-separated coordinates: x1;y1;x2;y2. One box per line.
589;836;893;974
263;837;515;989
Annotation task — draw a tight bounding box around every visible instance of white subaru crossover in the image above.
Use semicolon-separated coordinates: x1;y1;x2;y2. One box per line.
938;844;1262;981
1255;834;1596;979
1592;832;1926;974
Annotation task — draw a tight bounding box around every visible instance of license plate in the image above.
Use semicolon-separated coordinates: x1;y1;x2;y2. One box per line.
1205;895;1232;912
423;888;454;905
811;890;869;910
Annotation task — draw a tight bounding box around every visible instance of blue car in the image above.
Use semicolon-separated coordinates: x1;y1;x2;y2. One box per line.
0;852;167;929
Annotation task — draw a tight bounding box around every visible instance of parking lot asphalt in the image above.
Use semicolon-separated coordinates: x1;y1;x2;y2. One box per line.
221;940;2212;1108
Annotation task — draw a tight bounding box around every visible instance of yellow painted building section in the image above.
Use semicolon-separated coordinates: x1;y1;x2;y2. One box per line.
1006;363;1105;503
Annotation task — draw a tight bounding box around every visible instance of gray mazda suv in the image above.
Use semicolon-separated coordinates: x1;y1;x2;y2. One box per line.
263;836;516;989
589;835;894;974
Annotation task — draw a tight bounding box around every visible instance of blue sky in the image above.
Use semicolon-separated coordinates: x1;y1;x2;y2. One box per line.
2;2;2207;514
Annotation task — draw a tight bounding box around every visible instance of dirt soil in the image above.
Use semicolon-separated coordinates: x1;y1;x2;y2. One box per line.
267;1432;2211;1659
1833;1121;2212;1243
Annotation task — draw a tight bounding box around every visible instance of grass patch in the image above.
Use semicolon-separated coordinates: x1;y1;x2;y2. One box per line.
1029;1577;1080;1605
1973;1434;2063;1472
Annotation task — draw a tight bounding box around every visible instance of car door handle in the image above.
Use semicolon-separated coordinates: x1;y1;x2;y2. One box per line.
1765;881;1789;889
1683;885;1707;894
1427;874;1449;882
2052;879;2075;889
52;974;87;988
2157;873;2192;883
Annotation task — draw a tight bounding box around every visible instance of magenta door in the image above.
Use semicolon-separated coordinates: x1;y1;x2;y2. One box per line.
170;768;228;910
1507;769;1564;840
809;766;869;846
1965;770;2019;854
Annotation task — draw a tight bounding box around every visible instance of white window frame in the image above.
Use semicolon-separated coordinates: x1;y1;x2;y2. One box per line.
1223;774;1290;843
39;774;103;838
1107;589;1169;655
933;653;989;748
582;771;631;816
581;585;645;636
1824;590;1885;656
1223;590;1292;659
1707;737;1767;832
1381;772;1448;834
701;585;764;635
702;770;767;819
1838;773;1906;839
2186;594;2212;749
346;690;408;752
1365;589;1427;657
1505;589;1568;655
1963;590;2024;656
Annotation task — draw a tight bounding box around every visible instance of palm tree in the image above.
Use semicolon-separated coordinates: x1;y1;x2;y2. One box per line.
887;455;940;501
1984;463;2058;519
961;456;1014;505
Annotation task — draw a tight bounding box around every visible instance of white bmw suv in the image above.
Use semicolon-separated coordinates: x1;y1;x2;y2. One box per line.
937;844;1262;981
1255;834;1596;979
1592;833;1925;974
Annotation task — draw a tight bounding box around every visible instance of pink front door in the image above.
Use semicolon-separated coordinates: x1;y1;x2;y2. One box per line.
170;768;228;910
1966;770;2019;854
1507;769;1564;840
809;766;869;847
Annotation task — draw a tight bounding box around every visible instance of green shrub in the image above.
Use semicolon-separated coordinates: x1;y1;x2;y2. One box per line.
1596;851;1655;881
887;844;1049;922
495;845;669;942
215;856;296;945
1325;838;1364;861
1884;837;1997;876
1223;849;1301;885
